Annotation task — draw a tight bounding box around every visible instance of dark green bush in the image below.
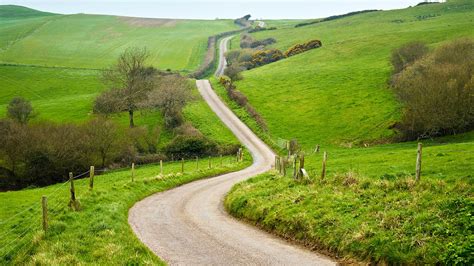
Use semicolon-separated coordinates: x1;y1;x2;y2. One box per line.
165;135;218;159
248;26;277;33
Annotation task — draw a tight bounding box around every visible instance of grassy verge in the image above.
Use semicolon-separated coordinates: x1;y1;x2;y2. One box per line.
226;169;473;264
0;155;251;264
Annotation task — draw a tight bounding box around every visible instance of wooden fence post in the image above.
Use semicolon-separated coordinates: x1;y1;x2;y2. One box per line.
416;143;422;182
89;166;94;190
160;160;163;175
240;150;244;162
292;156;298;179
208;156;211;169
131;163;135;182
69;172;76;208
220;155;223;166
41;196;48;232
196;156;199;170
287;141;291;158
282;158;286;176
315;145;320;153
299;154;305;179
275;156;279;170
181;158;184;173
321;152;328;179
279;157;284;175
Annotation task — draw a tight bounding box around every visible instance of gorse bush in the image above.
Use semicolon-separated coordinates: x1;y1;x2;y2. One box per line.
284;40;322;57
391;38;474;140
251;49;285;67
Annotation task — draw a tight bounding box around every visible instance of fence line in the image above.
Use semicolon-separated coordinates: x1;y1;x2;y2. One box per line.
1;154;243;261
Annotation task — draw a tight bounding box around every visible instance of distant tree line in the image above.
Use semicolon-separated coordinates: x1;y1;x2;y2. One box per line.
390;39;474;140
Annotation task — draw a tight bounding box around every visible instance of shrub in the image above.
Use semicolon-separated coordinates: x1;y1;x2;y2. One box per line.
0;118;134;190
146;74;193;129
245;104;268;132
284;40;322;57
165;135;218;159
391;38;474;139
240;33;255;49
391;41;428;74
225;50;241;65
7;97;34;124
248;26;277;33
249;38;277;48
241;34;276;49
227;88;248;107
93;87;126;115
224;64;244;81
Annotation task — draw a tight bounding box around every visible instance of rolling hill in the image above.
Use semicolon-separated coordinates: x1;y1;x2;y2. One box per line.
219;0;474;263
0;5;241;147
0;5;238;71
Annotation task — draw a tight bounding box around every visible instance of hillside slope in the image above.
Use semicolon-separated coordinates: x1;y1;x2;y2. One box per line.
233;0;474;146
0;6;240;146
221;1;474;263
0;5;238;71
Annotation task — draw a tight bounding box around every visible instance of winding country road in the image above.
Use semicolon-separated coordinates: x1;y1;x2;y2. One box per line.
128;36;335;265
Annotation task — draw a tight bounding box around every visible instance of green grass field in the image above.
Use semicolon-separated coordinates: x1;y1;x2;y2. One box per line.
0;155;251;264
0;64;238;147
0;5;238;72
217;0;474;263
0;5;241;147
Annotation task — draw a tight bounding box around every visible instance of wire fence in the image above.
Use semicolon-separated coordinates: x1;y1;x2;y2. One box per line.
0;154;244;261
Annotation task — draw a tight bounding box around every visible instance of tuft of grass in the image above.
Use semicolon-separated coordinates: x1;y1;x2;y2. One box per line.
1;155;251;264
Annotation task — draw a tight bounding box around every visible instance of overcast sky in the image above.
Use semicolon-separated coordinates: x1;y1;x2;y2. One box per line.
1;0;424;19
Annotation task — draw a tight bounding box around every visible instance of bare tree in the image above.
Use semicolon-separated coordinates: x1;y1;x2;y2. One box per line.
101;47;155;127
85;117;123;168
7;97;34;124
146;75;194;128
0;120;29;175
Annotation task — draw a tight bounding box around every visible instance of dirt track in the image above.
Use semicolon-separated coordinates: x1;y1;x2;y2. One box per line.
128;36;336;265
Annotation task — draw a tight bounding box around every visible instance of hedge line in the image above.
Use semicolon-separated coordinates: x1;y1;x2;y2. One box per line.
295;9;379;28
189;27;250;79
